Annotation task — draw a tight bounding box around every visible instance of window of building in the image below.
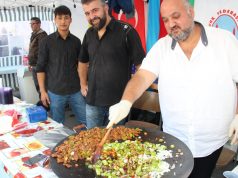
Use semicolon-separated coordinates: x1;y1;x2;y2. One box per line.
0;21;54;58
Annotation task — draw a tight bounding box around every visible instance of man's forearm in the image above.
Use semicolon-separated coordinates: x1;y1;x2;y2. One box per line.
122;69;157;104
78;62;88;86
37;72;46;93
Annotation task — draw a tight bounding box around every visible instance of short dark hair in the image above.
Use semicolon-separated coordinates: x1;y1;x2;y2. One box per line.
54;5;71;17
30;17;41;23
81;0;106;5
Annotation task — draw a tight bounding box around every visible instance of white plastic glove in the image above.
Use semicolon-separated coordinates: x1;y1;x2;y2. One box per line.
107;100;132;129
229;114;238;145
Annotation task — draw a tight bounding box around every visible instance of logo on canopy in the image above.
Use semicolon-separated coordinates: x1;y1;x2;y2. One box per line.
209;9;238;39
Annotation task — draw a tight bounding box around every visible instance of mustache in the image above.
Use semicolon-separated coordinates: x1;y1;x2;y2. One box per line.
90;17;100;23
171;25;180;31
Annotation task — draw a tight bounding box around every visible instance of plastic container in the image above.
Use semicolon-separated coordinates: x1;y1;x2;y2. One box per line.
17;66;39;104
26;106;47;123
0;87;13;104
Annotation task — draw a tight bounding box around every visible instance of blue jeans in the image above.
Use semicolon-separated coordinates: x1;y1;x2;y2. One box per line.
48;91;86;125
86;104;125;129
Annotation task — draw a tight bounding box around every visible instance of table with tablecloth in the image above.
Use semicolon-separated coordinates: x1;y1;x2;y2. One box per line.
0;103;73;178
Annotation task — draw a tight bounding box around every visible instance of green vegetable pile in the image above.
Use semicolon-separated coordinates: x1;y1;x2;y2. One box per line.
87;140;172;178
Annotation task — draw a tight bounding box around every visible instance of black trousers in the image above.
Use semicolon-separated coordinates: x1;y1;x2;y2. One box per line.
188;146;223;178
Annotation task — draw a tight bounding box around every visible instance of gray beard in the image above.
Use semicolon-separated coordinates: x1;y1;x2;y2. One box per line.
170;23;194;41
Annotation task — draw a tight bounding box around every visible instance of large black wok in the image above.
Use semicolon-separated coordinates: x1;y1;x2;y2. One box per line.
50;127;194;178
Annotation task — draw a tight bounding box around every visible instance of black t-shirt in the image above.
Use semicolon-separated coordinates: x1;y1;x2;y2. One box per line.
37;31;81;95
79;19;145;106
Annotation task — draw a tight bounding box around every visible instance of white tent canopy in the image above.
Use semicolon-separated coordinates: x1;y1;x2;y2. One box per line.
0;0;88;90
0;0;88;39
0;0;81;9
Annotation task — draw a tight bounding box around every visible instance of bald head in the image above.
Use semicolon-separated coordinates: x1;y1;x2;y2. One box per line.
161;0;192;17
161;0;191;9
161;0;194;41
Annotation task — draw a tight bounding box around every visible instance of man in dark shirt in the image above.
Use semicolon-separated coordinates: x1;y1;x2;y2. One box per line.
28;17;47;108
36;5;86;125
79;0;145;128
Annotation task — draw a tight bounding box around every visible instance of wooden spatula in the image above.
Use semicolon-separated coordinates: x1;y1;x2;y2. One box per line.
92;126;113;163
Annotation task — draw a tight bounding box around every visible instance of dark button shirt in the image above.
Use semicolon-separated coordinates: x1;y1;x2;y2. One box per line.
36;31;81;95
79;19;145;106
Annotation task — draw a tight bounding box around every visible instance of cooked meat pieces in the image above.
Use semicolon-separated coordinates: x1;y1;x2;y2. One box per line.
51;126;141;167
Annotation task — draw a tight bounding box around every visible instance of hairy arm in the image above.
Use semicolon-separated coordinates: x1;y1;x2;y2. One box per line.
122;69;157;103
37;72;50;106
78;62;89;96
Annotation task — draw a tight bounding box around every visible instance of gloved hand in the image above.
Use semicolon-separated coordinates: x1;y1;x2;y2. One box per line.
107;100;132;129
223;171;238;178
229;114;238;145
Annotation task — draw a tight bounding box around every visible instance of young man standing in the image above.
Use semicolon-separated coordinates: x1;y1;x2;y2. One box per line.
36;6;86;125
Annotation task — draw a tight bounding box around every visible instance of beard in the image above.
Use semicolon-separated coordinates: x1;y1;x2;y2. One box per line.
90;14;107;31
169;23;194;41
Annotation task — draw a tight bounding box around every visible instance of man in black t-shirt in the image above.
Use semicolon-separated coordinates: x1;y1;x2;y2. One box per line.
79;0;145;128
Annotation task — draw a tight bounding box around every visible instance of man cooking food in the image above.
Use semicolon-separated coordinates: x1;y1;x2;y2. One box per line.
107;0;238;177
